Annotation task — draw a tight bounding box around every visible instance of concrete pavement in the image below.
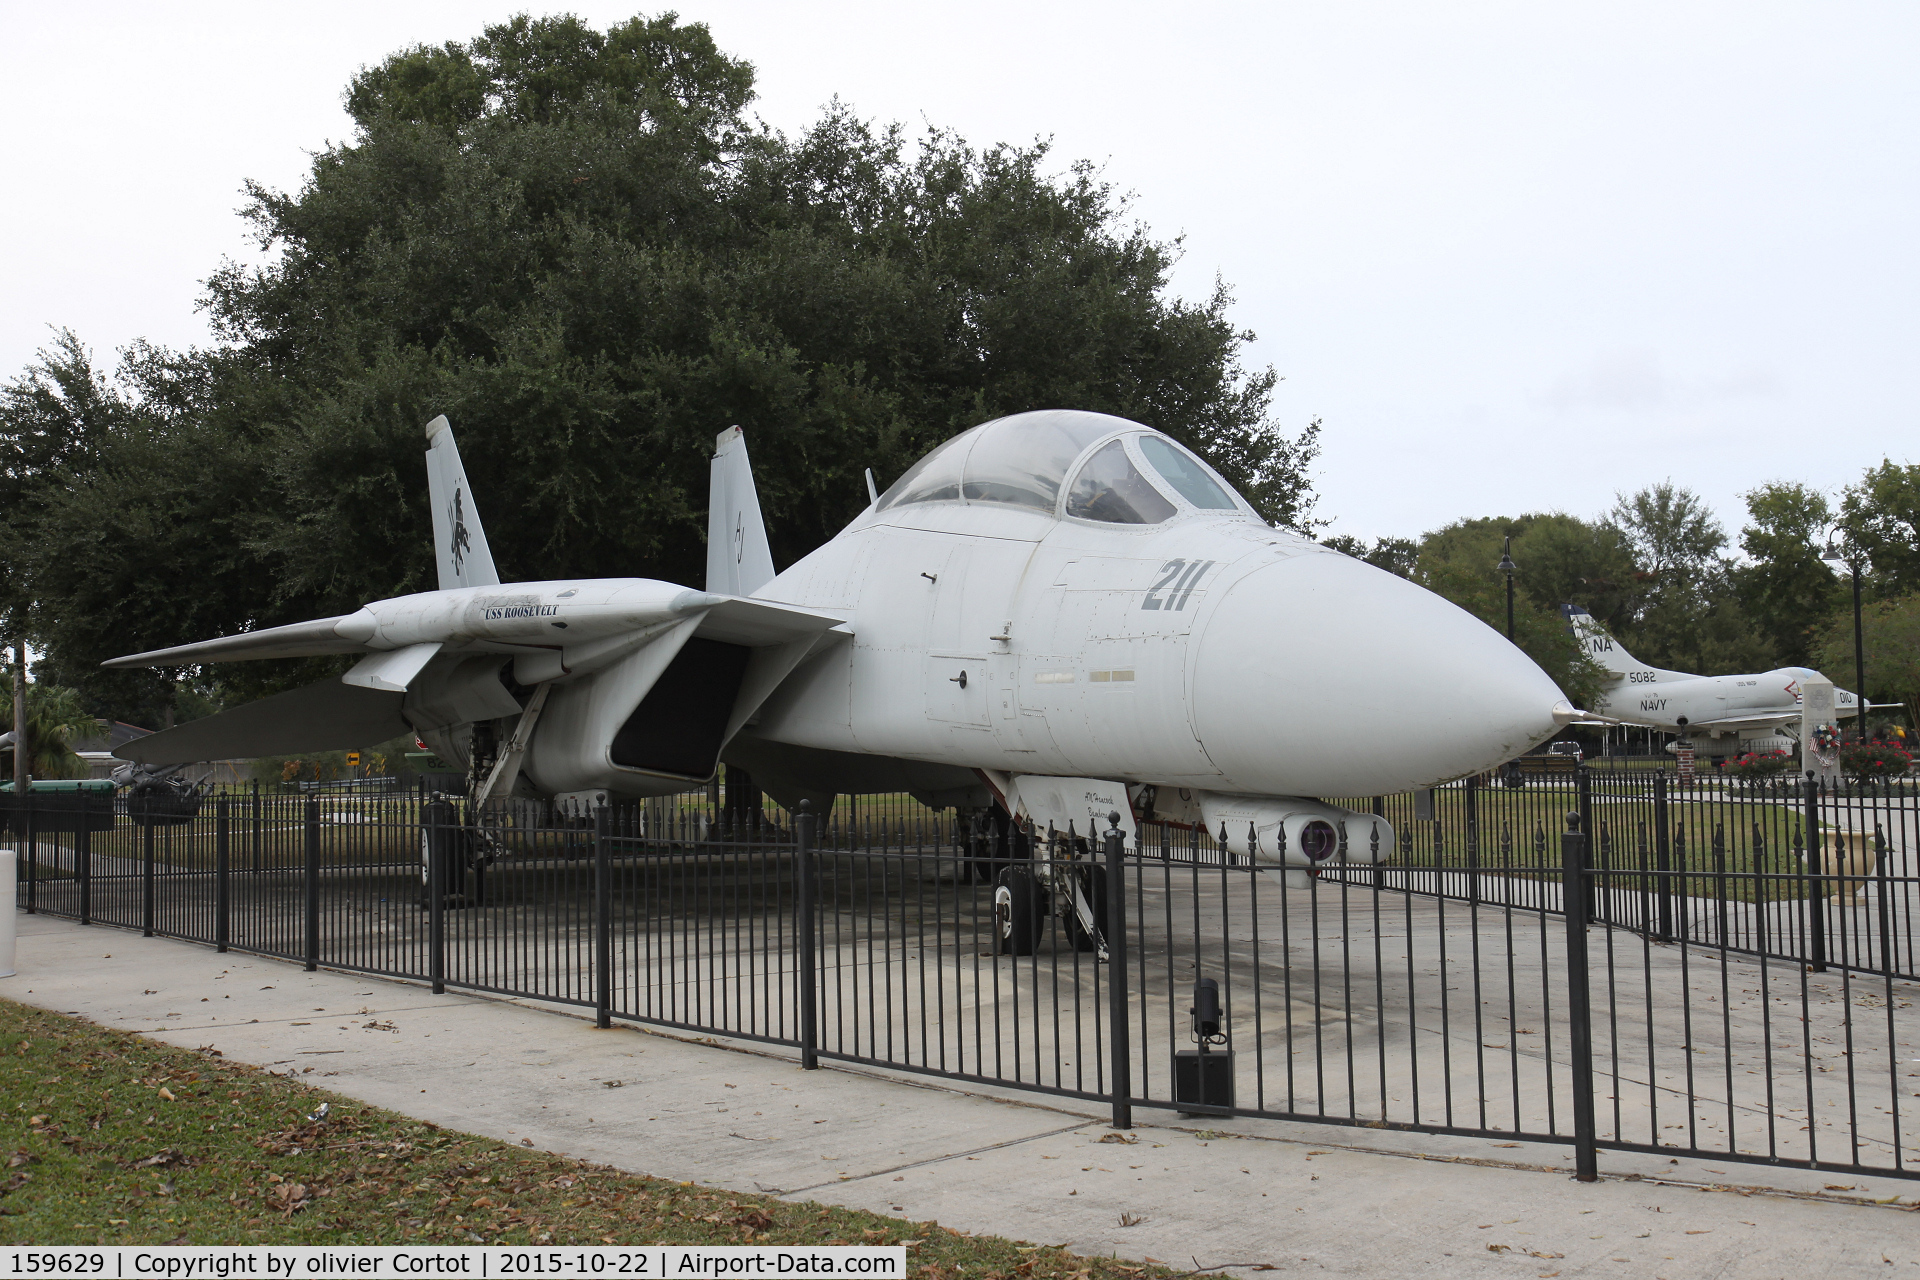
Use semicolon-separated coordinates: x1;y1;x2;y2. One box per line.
6;912;1919;1278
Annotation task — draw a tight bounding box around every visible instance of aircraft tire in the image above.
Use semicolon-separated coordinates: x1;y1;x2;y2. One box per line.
993;865;1045;956
1064;865;1109;953
419;798;466;909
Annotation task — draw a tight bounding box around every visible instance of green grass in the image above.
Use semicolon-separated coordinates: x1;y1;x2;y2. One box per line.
1342;787;1857;904
0;999;1171;1276
12;791;954;876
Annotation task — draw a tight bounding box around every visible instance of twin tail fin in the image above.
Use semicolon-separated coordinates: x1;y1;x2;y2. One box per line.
425;415;500;591
706;426;776;597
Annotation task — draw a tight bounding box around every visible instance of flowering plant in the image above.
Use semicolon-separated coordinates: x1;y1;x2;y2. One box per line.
1723;750;1793;779
1840;738;1913;780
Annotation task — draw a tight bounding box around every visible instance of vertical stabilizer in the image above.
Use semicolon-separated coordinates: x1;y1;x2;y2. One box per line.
707;426;776;597
1562;603;1650;676
424;416;500;591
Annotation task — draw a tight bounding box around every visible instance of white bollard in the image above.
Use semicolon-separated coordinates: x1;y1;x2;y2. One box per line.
0;849;14;978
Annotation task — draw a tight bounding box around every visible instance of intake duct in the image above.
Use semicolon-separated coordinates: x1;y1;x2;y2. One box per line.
609;637;751;779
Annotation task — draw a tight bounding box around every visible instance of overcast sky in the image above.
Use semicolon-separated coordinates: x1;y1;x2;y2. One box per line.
4;1;1914;549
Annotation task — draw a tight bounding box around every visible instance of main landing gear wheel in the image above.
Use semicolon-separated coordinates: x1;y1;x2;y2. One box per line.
419;799;472;909
994;865;1045;956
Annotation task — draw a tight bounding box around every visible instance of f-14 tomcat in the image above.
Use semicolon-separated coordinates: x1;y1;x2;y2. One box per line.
1563;604;1883;754
113;410;1576;948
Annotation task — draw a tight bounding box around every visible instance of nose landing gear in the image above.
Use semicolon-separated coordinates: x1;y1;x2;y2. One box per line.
991;825;1109;960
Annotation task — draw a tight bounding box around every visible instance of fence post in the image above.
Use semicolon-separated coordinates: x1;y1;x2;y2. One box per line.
303;794;320;972
215;795;230;953
1105;817;1132;1129
1560;809;1599;1182
251;780;262;875
796;800;818;1069
1575;765;1596;922
1652;773;1673;942
141;808;156;937
1464;776;1480;904
425;798;448;995
21;793;34;914
75;792;90;926
1711;823;1729;949
1803;773;1827;973
594;805;612;1030
1370;796;1386;889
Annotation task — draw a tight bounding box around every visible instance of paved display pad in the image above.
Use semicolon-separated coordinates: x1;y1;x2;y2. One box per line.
8;913;1919;1277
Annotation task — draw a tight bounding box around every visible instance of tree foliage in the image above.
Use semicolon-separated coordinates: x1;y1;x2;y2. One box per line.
1;13;1317;718
1733;481;1841;668
1838;461;1920;598
2;683;103;781
1606;481;1767;675
1814;594;1920;739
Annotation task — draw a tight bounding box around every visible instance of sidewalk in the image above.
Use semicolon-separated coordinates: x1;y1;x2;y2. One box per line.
7;913;1917;1277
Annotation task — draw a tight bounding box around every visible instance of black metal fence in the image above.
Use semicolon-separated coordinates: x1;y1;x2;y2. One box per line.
8;772;1917;1183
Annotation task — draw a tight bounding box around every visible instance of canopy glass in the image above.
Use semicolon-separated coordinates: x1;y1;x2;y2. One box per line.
876;409;1250;522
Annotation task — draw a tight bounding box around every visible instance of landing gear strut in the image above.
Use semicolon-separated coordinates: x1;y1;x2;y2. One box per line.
990;821;1108;960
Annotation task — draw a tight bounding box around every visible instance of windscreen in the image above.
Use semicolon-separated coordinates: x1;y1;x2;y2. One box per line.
959;413;1126;512
1137;435;1240;510
1065;440;1177;524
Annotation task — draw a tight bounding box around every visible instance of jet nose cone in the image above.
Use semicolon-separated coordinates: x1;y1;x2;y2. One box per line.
1192;552;1567;794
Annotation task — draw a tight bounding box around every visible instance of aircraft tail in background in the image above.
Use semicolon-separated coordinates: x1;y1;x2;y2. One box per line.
707;426;776;597
425;415;500;591
1562;603;1653;677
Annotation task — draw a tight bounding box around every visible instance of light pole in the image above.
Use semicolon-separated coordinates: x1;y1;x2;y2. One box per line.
1498;536;1516;642
1497;537;1524;779
11;641;24;797
1821;526;1867;742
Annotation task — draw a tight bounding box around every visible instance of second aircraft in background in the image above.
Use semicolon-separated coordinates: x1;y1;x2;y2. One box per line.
1563;604;1880;757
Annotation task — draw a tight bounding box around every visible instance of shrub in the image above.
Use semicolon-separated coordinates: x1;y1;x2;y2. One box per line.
1724;750;1793;779
1840;739;1913;780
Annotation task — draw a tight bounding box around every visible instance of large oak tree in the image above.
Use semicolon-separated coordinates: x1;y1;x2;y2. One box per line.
3;14;1318;721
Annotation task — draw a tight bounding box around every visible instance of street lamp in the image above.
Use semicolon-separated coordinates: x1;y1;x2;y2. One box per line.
1496;537;1527;777
1497;536;1516;642
1820;526;1866;742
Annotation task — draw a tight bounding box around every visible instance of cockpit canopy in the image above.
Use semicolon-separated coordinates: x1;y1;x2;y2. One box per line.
874;410;1250;525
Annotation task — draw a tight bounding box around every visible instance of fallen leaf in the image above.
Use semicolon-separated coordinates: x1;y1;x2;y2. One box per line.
157;1088;176;1102
127;1150;184;1170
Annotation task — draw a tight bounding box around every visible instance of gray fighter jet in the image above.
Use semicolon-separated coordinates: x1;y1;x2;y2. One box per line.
111;412;1577;902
